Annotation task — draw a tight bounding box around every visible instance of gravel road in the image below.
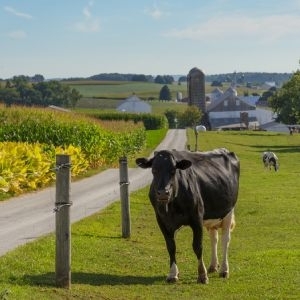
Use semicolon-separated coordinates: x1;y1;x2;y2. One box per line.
0;129;187;256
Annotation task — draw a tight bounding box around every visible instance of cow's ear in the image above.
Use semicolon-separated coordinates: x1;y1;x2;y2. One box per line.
176;159;192;170
136;157;153;169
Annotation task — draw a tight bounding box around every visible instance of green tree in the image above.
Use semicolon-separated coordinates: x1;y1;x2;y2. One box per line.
0;78;82;107
178;76;187;83
258;87;277;105
132;74;148;82
177;105;202;128
159;85;172;101
164;109;178;128
31;74;45;82
69;88;81;108
155;75;174;84
211;80;223;87
155;75;164;84
0;88;19;106
269;70;300;124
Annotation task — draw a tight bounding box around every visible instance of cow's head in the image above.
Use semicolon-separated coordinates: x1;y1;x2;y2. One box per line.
272;158;279;171
136;150;191;204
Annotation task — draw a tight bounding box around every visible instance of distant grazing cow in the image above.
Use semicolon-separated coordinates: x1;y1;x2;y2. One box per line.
262;151;279;171
136;148;240;284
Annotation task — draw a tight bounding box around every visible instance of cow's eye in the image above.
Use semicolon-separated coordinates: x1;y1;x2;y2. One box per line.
171;169;176;175
152;169;157;174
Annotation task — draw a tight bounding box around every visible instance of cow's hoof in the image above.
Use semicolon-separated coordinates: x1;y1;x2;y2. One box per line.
166;276;178;283
208;265;219;273
219;271;229;278
197;275;209;284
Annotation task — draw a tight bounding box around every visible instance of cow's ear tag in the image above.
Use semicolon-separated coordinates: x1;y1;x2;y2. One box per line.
176;159;192;170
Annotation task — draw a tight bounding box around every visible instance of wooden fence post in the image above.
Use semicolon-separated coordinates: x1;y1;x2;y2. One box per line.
55;154;71;288
119;156;131;238
194;127;199;152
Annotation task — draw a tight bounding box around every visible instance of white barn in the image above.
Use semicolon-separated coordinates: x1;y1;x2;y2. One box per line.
116;95;151;113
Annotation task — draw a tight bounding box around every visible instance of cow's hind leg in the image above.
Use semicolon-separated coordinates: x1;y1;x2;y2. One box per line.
208;228;219;273
220;210;235;278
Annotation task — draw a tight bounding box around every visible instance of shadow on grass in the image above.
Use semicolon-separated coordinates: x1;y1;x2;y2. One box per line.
228;142;300;154
251;145;300;154
21;272;165;287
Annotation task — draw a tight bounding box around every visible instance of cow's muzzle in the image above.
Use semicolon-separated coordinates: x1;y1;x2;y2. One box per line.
156;189;171;203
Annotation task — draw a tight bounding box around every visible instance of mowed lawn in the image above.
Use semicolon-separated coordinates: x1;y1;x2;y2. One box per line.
0;131;299;299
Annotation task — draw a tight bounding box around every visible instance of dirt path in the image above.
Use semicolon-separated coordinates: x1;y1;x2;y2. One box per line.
0;129;187;256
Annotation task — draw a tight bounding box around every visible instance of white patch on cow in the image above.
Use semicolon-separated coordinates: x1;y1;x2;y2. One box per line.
167;262;179;281
203;218;222;230
203;210;235;231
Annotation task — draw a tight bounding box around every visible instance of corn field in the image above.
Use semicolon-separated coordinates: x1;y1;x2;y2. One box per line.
0;105;146;195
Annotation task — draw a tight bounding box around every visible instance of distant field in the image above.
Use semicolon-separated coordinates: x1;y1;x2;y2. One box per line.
66;80;265;115
67;81;187;100
66;80;262;99
69;81;189;113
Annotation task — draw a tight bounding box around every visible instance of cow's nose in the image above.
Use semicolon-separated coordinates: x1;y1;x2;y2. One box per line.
157;189;170;199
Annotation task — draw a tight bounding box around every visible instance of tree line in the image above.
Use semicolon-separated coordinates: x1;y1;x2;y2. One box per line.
2;72;292;86
62;72;292;86
75;73;175;84
0;75;81;107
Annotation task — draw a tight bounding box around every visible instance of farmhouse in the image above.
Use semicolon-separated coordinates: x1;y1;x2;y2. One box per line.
116;94;151;113
207;86;275;130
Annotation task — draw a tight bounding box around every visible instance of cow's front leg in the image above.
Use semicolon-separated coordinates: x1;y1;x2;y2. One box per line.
208;228;219;273
192;225;208;284
157;218;179;283
164;232;179;283
167;262;179;283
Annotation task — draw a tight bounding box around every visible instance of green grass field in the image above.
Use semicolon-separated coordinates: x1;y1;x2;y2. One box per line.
0;130;299;299
69;81;187;101
69;80;261;112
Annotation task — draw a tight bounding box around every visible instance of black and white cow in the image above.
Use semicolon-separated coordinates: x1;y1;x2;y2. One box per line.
136;148;240;284
262;151;279;171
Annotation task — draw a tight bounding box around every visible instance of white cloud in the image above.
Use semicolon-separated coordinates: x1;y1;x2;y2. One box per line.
7;30;27;39
4;6;32;19
73;1;100;33
163;14;300;43
83;7;91;19
144;4;165;20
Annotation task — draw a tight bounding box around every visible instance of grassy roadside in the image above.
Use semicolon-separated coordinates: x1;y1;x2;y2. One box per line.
0;130;300;299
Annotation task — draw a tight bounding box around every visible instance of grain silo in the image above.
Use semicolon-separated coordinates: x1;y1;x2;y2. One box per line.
187;67;206;113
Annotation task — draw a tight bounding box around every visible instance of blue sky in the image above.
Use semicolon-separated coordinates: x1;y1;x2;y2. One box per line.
1;0;300;79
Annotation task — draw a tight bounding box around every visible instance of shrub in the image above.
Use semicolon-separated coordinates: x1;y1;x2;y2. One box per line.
89;112;168;130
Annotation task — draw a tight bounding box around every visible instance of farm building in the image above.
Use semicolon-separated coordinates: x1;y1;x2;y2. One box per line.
260;121;290;133
116;94;151;113
207;86;275;130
